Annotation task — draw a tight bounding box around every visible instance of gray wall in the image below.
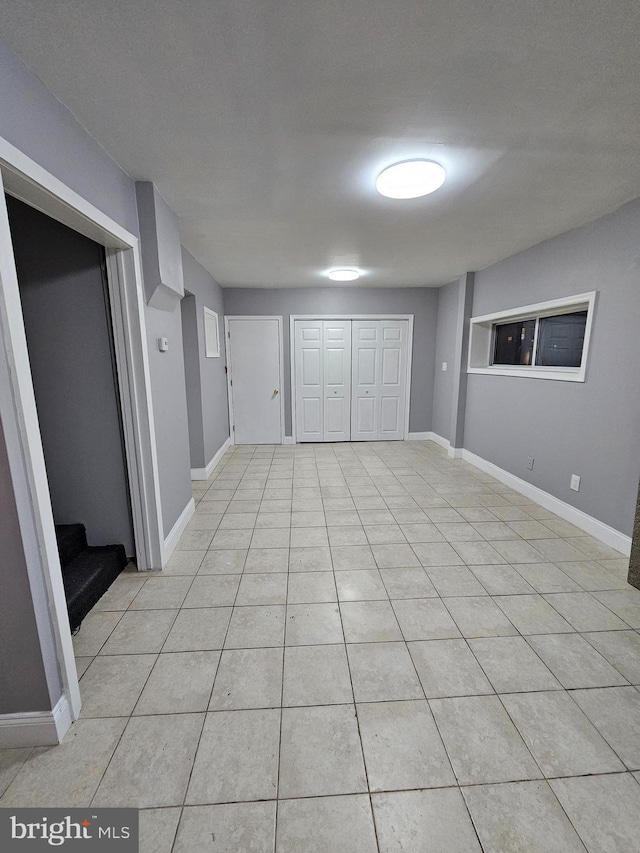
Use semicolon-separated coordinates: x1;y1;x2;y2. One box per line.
0;35;195;719
223;287;439;436
181;294;205;467
136;182;185;309
629;481;640;588
8;197;134;554
182;250;229;467
0;39;138;236
0;418;51;714
0;35;141;720
145;304;192;537
431;280;459;440
465;199;640;536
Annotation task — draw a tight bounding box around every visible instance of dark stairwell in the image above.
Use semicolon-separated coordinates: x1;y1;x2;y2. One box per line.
56;524;127;632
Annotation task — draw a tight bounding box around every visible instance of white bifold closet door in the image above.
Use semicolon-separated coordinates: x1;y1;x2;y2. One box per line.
294;320;351;442
351;320;409;441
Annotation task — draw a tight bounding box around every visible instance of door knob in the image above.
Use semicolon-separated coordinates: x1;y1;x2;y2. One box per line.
273;389;279;395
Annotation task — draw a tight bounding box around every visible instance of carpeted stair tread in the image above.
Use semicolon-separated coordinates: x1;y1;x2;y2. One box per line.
61;543;127;632
55;523;88;568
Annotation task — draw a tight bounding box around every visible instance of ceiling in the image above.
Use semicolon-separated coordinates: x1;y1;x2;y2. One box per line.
2;0;640;288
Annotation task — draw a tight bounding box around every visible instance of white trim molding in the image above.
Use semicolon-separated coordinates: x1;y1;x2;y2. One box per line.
191;436;233;480
407;431;461;457
423;431;450;450
163;498;196;563
0;695;72;748
460;448;631;556
283;435;294;445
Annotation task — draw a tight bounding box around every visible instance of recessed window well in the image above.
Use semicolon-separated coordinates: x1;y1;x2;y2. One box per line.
468;292;596;382
376;159;446;199
327;269;360;282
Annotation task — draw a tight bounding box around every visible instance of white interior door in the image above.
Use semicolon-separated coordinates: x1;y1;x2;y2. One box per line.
379;320;409;439
351;321;379;441
227;317;283;444
352;319;409;440
294;320;323;441
294;320;352;442
323;321;351;442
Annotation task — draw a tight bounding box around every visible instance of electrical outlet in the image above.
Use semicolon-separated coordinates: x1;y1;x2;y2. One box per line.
527;457;534;470
442;362;448;371
570;474;581;491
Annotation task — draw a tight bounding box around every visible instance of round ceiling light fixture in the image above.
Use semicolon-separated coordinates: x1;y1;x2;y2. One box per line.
327;268;360;282
376;159;446;199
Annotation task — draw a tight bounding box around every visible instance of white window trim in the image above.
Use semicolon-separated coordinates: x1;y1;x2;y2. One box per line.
467;291;597;382
203;307;220;357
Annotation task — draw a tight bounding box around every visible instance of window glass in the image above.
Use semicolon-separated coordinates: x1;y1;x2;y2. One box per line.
493;319;536;365
537;311;587;367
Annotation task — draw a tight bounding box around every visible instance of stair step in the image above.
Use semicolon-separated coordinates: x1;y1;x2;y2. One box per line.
55;524;88;568
62;544;127;632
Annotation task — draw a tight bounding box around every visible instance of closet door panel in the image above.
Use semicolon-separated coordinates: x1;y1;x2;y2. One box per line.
351;321;380;441
323;321;351;441
355;395;377;437
378;320;409;440
295;320;323;441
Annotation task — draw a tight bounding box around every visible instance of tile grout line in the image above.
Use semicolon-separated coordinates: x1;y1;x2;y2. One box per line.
171;457;254;852
43;439;634;847
271;445;289;853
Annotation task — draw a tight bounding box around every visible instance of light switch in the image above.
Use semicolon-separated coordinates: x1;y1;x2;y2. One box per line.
158;337;169;352
442;362;448;371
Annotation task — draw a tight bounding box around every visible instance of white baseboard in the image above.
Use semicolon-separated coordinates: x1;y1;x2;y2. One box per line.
191;436;233;480
0;695;72;747
408;432;462;458
460;448;632;556
283;436;294;445
162;498;196;564
424;431;450;450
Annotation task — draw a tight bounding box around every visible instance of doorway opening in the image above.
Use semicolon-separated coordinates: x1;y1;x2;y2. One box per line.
0;148;164;737
6;196;133;631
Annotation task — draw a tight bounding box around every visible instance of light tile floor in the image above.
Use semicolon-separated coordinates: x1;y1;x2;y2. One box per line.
2;440;639;852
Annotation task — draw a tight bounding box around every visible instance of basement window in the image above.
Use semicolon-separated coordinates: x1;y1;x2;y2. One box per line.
468;292;596;382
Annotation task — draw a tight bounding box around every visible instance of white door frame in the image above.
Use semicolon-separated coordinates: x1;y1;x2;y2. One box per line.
224;315;286;444
0;137;164;733
290;315;414;444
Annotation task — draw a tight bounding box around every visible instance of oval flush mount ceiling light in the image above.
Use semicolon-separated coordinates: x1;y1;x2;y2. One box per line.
327;269;360;281
376;159;446;199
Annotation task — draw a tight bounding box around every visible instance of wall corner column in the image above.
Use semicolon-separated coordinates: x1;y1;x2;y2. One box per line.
448;271;474;457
